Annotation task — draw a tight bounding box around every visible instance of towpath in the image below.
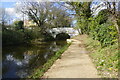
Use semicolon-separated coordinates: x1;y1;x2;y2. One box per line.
43;35;99;78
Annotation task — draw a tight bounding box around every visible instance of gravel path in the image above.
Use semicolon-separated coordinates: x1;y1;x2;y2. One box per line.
43;35;99;78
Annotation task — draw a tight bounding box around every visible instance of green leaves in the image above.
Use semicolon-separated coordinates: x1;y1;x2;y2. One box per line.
88;9;118;47
90;23;118;47
14;20;24;30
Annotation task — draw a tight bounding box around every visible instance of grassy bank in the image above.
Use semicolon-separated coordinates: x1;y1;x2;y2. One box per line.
82;35;118;78
28;43;71;78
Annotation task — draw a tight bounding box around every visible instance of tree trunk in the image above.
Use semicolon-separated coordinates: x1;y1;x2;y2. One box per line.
117;18;120;65
118;2;120;58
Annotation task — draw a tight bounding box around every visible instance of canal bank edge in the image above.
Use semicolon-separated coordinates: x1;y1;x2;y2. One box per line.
28;42;71;78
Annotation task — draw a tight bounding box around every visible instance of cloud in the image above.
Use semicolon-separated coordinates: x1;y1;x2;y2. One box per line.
5;8;15;16
5;8;21;21
5;7;28;23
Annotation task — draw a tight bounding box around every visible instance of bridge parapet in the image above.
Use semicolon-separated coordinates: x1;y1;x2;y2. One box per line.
46;28;81;38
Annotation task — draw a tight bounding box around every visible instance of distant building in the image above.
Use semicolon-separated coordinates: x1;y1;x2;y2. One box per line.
24;20;37;27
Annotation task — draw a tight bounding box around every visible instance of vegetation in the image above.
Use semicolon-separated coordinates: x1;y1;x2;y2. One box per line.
66;2;119;47
1;2;73;46
42;32;55;41
82;35;118;78
88;9;118;47
16;2;72;33
2;24;42;46
13;20;24;31
66;2;119;78
28;43;71;78
3;29;24;45
0;7;12;27
1;1;119;78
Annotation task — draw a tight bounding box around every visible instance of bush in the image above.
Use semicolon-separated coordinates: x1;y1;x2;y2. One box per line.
2;28;42;45
87;9;118;47
14;20;24;30
89;21;118;47
24;29;39;41
77;9;118;47
42;32;55;41
95;9;110;25
2;30;25;45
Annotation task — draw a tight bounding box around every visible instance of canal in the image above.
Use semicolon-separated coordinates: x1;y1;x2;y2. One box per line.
2;41;67;78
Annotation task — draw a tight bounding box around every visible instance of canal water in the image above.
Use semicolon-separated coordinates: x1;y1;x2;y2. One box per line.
2;41;67;78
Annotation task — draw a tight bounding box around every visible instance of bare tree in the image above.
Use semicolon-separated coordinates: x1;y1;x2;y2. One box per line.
0;8;7;26
15;2;72;33
0;8;11;30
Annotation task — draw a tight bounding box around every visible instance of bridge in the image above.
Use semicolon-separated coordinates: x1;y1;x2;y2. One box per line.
46;28;81;39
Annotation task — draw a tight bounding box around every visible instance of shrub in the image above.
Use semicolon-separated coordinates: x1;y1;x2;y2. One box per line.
2;30;25;45
77;9;118;47
89;21;118;47
88;9;118;47
42;32;55;41
2;28;42;45
95;9;110;25
14;20;24;30
24;29;37;41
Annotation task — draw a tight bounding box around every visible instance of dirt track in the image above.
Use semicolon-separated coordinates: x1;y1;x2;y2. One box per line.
43;35;99;78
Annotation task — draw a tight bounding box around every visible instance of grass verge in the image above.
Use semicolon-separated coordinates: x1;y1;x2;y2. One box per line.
82;35;118;78
28;43;71;78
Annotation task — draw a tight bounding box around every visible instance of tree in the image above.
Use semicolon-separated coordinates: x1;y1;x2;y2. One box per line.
15;2;72;33
0;8;11;30
92;1;119;35
64;2;92;34
47;5;72;28
14;20;24;31
92;1;120;46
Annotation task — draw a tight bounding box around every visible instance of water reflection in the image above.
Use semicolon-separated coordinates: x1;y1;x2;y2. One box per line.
2;41;67;78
